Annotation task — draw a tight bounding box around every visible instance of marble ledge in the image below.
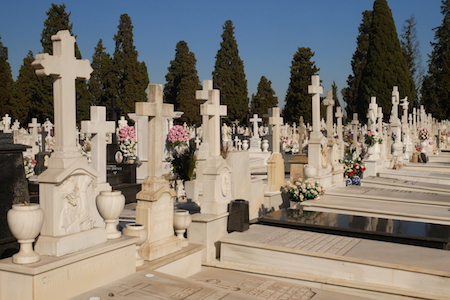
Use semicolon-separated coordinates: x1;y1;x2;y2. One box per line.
141;243;204;271
0;235;138;275
191;212;229;223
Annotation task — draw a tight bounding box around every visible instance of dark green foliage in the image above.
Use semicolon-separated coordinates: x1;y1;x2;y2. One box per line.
283;47;319;124
113;14;149;115
332;81;341;107
358;0;415;122
0;38;14;117
400;16;422;107
89;39;115;108
164;41;201;125
342;10;372;121
213;20;249;123
250;76;278;117
421;0;450;120
13;51;42;124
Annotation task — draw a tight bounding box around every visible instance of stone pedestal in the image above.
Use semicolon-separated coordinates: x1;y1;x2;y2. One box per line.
0;236;137;300
365;159;384;177
266;152;285;192
288;153;308;182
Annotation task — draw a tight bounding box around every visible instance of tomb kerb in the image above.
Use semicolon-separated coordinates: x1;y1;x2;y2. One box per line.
31;30;105;256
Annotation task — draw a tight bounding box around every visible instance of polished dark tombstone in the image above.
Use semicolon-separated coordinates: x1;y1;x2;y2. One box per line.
259;208;450;250
0;132;31;258
227;199;250;232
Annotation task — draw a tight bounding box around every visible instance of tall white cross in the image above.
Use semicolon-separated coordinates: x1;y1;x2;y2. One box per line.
323;91;334;135
335;107;343;141
81;106;115;184
268;108;283;153
28;118;41;143
250;114;262;139
2;114;11;133
136;84;174;178
32;30;92;156
308;75;323;138
197;80;227;157
390;86;400;122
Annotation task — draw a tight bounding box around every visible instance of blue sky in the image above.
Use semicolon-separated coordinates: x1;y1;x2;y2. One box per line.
0;0;443;109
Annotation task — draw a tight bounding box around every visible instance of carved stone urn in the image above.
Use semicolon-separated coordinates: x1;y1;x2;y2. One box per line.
122;223;147;267
173;209;191;247
96;190;125;239
303;164;317;179
7;203;44;264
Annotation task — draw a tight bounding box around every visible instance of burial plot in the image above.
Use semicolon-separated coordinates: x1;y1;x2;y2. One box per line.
362;175;450;195
377;168;450;185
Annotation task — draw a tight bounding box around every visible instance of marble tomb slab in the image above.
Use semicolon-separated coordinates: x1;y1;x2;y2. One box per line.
377;169;450;185
362;175;450;195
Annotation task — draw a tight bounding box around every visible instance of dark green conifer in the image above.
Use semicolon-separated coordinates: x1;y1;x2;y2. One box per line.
164;41;201;125
358;0;415;122
250;76;278;117
89;39;115;108
421;0;450;120
283;47;319;124
332;81;341;107
113;14;149;115
0;37;14;116
213;20;248;123
342;10;372;121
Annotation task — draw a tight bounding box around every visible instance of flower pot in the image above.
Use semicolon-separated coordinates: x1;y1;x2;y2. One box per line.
96;190;125;239
420;140;428;154
122;223;148;267
7;203;44;264
242;140;249;151
303;164;317;179
367;143;380;160
262;140;269;152
173;209;191;247
412;152;419;163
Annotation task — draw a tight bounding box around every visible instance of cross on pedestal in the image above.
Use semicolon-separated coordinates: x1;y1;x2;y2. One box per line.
32;30;93;156
390;86;400;123
323;91;334;135
81;106;116;183
136;84;174;179
335;107;343;141
368;97;378;129
2;114;11;133
268;108;283;153
43;118;53;133
28;118;41;144
198;80;227;157
308;75;323;139
250;114;262;139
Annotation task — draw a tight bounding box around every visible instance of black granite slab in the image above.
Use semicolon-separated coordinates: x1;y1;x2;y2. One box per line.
258;209;450;250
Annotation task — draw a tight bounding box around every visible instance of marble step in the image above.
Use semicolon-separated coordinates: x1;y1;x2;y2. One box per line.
301;195;450;225
219;224;450;299
362;175;450;195
377;169;450;185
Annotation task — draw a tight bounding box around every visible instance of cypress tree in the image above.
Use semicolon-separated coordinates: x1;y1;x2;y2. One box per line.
14;51;42;124
89;39;115;108
113;14;149;115
164;41;201;125
342;10;372;121
400;16;423;107
332;81;341;107
0;38;14;116
283;47;319;124
358;0;415;122
39;4;92;123
213;20;249;123
421;0;450;120
250;76;278;117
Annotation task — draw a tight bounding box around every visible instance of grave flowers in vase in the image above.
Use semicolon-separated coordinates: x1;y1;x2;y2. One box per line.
166;125;197;198
118;125;137;163
282;178;325;209
340;152;366;186
364;129;382;160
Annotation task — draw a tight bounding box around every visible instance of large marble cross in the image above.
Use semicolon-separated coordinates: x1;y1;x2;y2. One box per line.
136;84;174;178
335;107;343;141
197;80;227;157
250;114;262;139
308;75;323;139
32;30;92;156
28;118;41;143
81;106;115;184
323;90;334;135
268;108;283;153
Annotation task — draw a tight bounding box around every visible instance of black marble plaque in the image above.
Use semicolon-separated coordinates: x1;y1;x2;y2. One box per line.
259;209;450;250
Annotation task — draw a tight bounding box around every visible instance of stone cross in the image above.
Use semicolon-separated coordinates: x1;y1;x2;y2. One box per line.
250;114;262;139
197;80;227;157
323;91;334;136
390;86;400;123
400;97;409;126
368;97;378;130
12;119;20;131
268;107;283;153
308;75;323;140
32;30;93;156
43;118;53;133
377;107;383;136
351;113;359;146
234;136;240;150
28;118;41;145
136;84;174;178
118;116;128;129
81;106;115;184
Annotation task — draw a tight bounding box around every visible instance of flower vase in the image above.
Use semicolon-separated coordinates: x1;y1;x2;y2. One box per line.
262;140;269;152
127;158;135;164
242;140;249;151
420;140;428;154
96;190;125;239
7;203;44;264
303;164;317;179
122;223;148;267
173;209;192;247
290;201;302;210
367;143;380;160
351;175;361;186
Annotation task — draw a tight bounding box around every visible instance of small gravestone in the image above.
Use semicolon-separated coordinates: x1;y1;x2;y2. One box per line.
0;133;30;258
